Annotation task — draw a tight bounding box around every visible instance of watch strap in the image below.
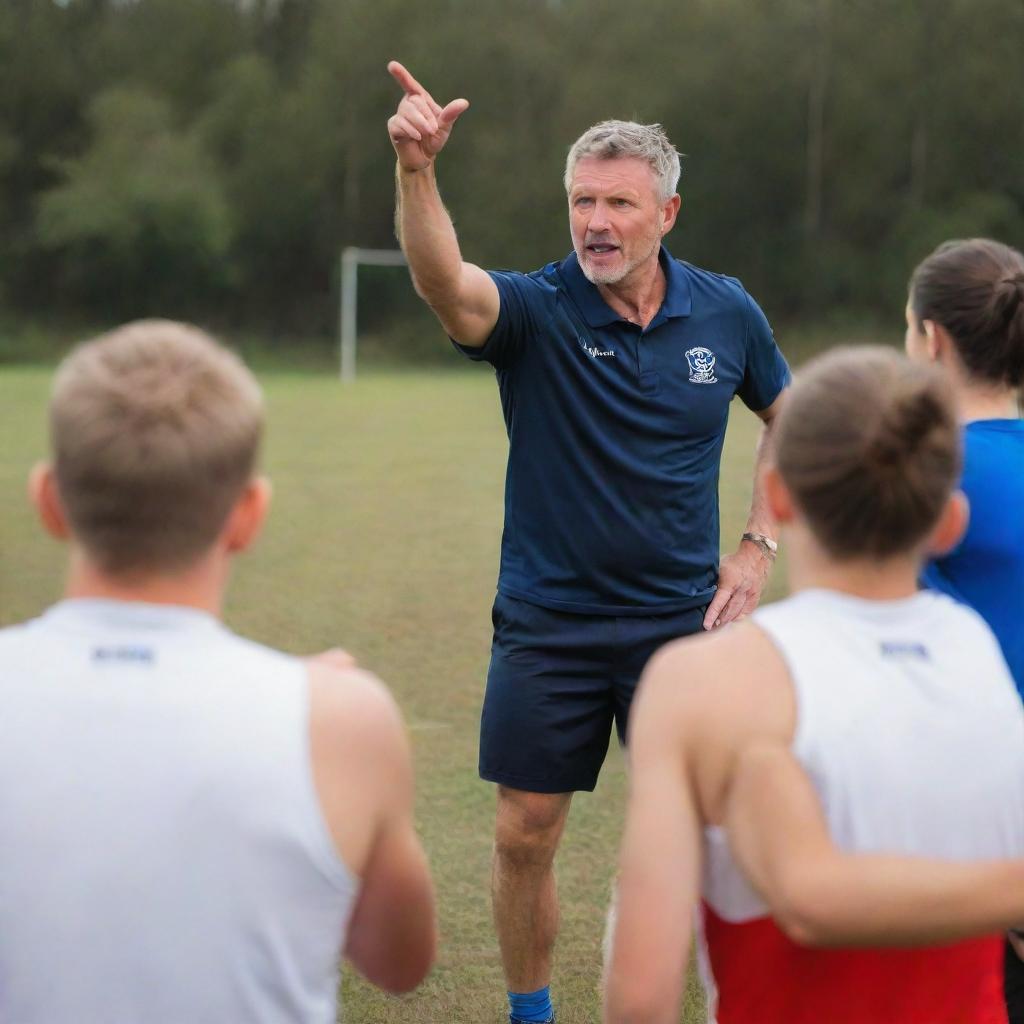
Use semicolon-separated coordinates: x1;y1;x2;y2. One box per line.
742;531;778;559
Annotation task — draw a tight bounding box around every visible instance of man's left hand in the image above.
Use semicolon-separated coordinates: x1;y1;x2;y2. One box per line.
703;542;773;630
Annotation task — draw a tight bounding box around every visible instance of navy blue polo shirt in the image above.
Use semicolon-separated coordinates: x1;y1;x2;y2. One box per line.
454;246;790;616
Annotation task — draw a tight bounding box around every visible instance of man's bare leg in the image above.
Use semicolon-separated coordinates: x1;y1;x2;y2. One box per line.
492;786;574;1008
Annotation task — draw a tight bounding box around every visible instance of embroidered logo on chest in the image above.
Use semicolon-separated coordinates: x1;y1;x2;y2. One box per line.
578;337;616;359
685;346;718;383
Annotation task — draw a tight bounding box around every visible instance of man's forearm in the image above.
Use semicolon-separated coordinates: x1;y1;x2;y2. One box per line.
394;163;466;312
744;418;778;538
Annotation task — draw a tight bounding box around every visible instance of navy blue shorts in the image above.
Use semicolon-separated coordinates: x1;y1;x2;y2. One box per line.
479;593;706;794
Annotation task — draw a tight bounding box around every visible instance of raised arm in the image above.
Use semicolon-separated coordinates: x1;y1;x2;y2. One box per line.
726;744;1024;947
308;661;437;993
387;60;499;347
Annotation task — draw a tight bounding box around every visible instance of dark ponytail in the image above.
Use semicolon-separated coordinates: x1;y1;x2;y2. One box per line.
909;238;1024;388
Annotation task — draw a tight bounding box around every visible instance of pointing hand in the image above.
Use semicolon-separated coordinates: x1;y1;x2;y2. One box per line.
387;61;469;172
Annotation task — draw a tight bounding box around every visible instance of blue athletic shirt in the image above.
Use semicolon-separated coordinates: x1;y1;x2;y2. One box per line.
453;246;790;615
921;419;1024;697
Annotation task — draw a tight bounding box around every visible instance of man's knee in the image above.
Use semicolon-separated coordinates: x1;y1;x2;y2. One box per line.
494;787;572;869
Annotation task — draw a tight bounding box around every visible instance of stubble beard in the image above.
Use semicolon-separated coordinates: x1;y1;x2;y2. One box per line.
577;233;662;287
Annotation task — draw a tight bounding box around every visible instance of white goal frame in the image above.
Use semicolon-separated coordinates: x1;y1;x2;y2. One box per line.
338;246;408;381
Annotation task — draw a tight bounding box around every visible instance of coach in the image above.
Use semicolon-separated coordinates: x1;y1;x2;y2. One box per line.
387;61;789;1024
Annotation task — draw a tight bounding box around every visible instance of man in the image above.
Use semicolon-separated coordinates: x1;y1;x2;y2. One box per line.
0;321;436;1023
604;348;1024;1024
387;62;789;1023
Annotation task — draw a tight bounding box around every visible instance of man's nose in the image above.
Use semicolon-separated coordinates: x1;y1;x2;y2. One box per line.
588;203;611;232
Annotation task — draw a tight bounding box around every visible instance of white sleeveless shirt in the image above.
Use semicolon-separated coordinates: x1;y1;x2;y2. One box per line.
0;600;358;1024
698;588;1024;1024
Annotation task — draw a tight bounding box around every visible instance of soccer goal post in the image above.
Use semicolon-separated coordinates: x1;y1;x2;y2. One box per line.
338;246;408;381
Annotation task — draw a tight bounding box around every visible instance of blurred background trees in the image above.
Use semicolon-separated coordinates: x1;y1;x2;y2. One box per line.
1;0;1022;352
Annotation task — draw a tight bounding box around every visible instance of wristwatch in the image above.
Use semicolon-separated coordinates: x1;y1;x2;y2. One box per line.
741;531;778;560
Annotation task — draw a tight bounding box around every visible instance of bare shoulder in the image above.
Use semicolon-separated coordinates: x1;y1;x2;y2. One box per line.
633;620;795;822
307;660;408;755
306;661;413;875
639;619;791;720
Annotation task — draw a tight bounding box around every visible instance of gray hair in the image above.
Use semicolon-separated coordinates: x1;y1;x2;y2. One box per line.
564;121;682;202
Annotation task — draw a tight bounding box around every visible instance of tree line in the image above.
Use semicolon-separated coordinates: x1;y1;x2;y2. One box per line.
1;0;1022;347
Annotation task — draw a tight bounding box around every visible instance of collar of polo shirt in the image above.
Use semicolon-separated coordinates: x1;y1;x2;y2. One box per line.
558;245;693;329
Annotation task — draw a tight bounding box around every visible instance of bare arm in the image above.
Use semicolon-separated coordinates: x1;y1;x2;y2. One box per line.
605;622;797;1021
726;744;1024;947
704;391;785;629
604;659;702;1024
344;796;437;992
308;663;437;993
743;395;784;540
387;61;499;347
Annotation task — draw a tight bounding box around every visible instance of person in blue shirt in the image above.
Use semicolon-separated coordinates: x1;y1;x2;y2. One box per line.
386;61;789;1023
904;237;1024;1023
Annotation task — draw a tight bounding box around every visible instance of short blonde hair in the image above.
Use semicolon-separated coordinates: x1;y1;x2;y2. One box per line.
50;320;264;575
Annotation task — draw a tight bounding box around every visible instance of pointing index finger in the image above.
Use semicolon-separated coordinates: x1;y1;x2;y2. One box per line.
387;60;425;97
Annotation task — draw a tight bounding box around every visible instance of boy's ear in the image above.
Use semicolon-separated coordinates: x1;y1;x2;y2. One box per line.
28;463;70;541
926;490;968;557
223;476;272;554
762;464;795;525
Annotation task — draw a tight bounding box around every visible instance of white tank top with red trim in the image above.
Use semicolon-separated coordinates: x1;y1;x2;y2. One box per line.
699;588;1024;1024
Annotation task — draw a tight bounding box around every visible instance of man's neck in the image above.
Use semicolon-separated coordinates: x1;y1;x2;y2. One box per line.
597;256;666;329
63;549;227;617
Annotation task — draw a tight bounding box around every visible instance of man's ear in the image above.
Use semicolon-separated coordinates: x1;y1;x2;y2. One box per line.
762;463;795;525
223;476;272;554
28;463;70;541
660;193;682;236
925;490;968;557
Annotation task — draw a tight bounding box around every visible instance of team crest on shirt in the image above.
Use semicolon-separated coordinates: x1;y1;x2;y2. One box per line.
685;346;718;383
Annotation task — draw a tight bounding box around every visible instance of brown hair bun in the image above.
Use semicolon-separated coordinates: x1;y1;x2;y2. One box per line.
775;347;960;560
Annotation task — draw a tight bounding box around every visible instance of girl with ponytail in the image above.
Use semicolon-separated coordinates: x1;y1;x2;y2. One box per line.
906;238;1024;697
906;237;1024;1023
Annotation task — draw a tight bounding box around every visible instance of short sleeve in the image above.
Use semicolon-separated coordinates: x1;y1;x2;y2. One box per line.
450;270;541;370
736;290;791;411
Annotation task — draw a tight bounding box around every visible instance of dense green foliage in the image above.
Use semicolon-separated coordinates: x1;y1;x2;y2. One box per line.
2;0;1022;343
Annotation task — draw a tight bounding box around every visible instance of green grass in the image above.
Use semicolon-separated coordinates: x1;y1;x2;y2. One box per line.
0;365;789;1023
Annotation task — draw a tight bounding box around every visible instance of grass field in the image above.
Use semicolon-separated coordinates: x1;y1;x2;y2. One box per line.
0;364;789;1024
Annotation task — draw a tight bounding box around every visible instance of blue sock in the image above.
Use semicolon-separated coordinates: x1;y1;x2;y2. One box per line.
508;985;553;1023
